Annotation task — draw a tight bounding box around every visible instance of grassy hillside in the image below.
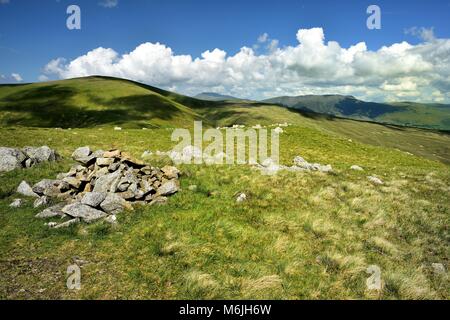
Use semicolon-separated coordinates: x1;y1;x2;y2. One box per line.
1;76;449;164
0;76;210;128
0;76;448;299
0;127;448;299
264;95;450;130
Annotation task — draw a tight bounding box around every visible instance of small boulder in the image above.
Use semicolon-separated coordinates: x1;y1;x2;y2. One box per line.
53;218;80;229
351;165;364;171
32;179;59;195
103;150;121;158
149;196;168;206
368;176;383;185
100;193;131;215
157;180;179;196
93;170;122;193
62;202;108;223
161;166;180;179
17;181;39;198
36;203;66;218
63;176;82;189
81;192;107;208
72;146;91;161
104;215;118;224
9;199;23;208
236;193;247;203
0;147;26;172
96;158;115;166
22;146;57;163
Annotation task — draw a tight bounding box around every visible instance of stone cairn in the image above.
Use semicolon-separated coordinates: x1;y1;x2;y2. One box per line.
0;146;59;172
18;146;180;228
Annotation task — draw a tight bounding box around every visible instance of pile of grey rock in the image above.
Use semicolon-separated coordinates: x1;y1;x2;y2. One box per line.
17;146;180;228
0;146;59;172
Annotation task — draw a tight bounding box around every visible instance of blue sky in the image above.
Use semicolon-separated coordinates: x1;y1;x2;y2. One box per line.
1;0;449;102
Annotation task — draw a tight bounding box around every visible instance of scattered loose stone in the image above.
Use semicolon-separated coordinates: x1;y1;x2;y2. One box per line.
150;196;168;206
53;218;80;229
9;199;23;208
351;165;364;171
45;222;58;228
17;181;39;198
236;193;247;203
368;176;383;185
104;215;118;224
274;127;284;134
36;203;66;218
431;263;446;275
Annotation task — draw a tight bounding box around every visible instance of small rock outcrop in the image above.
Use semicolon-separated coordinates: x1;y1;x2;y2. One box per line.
367;176;383;185
29;147;180;227
0;146;59;172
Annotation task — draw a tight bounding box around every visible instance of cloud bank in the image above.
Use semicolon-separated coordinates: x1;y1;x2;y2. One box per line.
43;28;450;102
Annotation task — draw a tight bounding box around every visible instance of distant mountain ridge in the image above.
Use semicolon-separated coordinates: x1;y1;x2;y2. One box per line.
194;92;244;101
263;94;450;130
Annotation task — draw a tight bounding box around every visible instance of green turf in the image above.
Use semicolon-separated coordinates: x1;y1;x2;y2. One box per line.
0;77;448;299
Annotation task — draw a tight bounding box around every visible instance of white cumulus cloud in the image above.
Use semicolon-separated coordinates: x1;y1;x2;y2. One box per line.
42;27;450;103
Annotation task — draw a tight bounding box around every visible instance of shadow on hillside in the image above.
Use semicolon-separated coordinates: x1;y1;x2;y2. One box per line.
0;85;186;128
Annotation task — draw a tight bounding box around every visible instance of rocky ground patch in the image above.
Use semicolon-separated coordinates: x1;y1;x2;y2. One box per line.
16;146;180;228
0;146;59;172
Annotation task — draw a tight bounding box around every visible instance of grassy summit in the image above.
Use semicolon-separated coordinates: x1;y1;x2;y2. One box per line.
0;76;449;299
